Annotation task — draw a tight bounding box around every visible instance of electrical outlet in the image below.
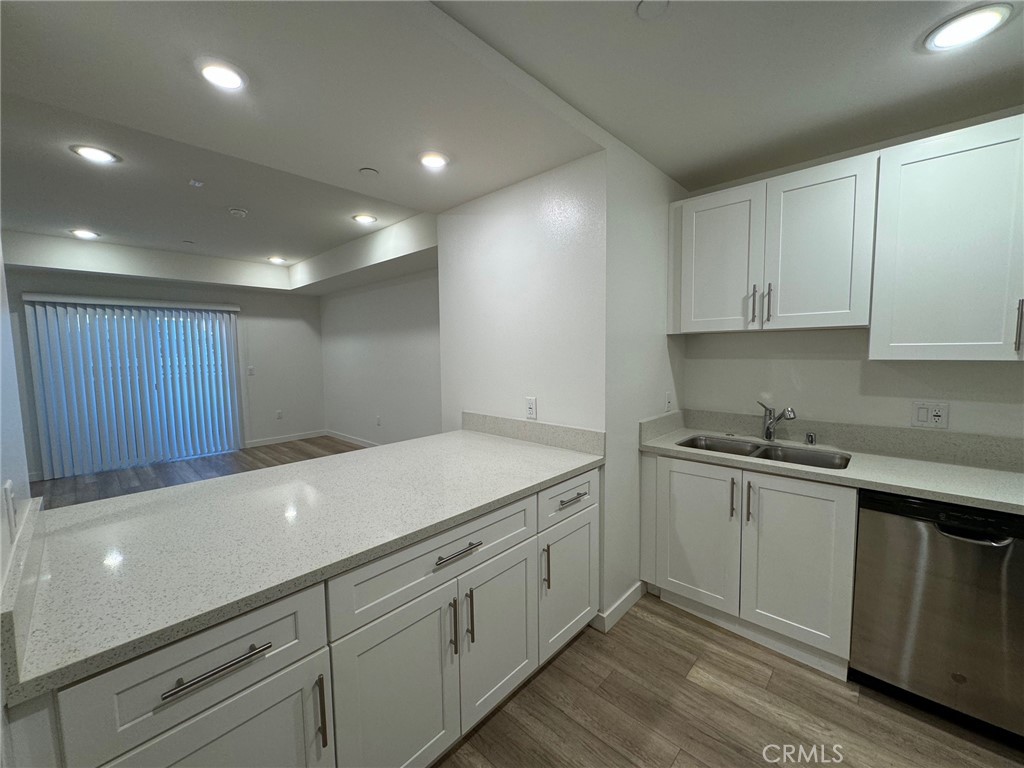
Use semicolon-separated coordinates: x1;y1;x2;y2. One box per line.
665;391;674;412
526;396;537;420
275;410;283;420
376;415;382;427
911;401;949;429
247;365;255;376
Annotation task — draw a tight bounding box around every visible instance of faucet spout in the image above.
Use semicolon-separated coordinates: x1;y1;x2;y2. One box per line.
757;401;797;441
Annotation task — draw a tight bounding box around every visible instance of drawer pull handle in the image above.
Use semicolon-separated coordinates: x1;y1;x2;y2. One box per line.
766;283;773;323
751;284;758;324
729;478;736;519
559;491;587;508
316;674;329;749
450;598;459;655
467;588;477;643
746;481;753;523
436;540;483;567
160;641;272;701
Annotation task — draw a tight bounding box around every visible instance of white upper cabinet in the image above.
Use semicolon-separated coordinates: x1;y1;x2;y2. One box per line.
870;116;1024;360
763;154;877;329
672;154;877;333
675;182;766;332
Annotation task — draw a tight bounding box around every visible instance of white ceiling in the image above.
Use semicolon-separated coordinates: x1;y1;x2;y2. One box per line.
1;96;419;264
439;1;1024;190
0;1;600;215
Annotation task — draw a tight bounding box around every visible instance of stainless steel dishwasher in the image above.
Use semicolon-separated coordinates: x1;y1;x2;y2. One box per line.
850;490;1024;736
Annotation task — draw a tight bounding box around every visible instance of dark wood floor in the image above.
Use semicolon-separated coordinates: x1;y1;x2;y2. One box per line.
30;435;363;509
440;594;1023;768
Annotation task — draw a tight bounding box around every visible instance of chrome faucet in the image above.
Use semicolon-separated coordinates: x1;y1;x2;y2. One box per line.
757;401;797;441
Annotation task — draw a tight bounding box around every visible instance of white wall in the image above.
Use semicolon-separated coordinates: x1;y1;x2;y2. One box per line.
438;152;607;432
1;257;31;574
5;269;325;478
674;329;1024;437
602;147;686;611
321;270;441;445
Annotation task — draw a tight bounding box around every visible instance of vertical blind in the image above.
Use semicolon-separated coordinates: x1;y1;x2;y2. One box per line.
24;297;243;480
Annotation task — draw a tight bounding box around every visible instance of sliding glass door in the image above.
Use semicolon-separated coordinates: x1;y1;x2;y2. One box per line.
24;298;243;479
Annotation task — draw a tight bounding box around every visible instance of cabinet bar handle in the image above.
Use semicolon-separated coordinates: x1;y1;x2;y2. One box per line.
751;284;758;323
729;478;736;519
1015;298;1023;352
559;491;587;508
436;540;483;567
543;544;552;589
746;481;753;523
766;283;773;323
450;598;459;655
316;674;329;749
161;642;272;701
467;588;477;643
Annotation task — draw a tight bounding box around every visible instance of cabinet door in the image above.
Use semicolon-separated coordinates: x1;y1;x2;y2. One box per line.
537;504;599;664
870;115;1024;360
677;182;766;332
457;539;538;731
332;582;461;768
656;458;742;615
104;650;334;768
740;473;857;657
764;153;877;329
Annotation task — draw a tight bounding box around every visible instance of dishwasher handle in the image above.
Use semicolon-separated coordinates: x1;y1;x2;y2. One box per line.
934;523;1013;548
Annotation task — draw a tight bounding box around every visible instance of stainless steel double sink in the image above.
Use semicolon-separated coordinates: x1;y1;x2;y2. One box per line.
675;435;851;470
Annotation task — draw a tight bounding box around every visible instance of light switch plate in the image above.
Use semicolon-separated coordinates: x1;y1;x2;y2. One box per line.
526;396;537;420
912;401;949;429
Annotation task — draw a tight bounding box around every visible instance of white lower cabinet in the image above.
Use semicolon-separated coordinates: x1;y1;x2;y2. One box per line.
537;504;599;663
331;582;461;768
656;458;856;657
103;649;334;768
656;459;741;614
457;539;538;730
740;473;857;657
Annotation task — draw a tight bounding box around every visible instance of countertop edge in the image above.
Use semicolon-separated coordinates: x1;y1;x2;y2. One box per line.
3;455;604;705
641;431;1023;515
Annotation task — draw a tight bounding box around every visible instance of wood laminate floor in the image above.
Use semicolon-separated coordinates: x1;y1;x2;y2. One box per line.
440;594;1023;768
30;435;363;509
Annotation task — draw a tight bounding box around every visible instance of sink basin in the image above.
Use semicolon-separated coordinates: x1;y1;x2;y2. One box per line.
674;434;851;469
675;435;762;456
753;445;851;470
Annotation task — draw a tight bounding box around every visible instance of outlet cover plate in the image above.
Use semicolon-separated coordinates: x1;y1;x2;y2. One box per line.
912;401;949;429
526;396;537;420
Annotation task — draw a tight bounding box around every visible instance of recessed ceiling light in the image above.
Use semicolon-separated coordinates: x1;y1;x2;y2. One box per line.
268;256;288;265
71;229;100;240
70;145;121;164
419;151;450;170
353;214;377;224
925;4;1012;50
359;167;380;177
228;207;248;218
198;59;246;90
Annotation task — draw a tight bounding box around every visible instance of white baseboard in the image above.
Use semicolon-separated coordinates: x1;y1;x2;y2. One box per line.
244;430;328;448
324;431;380;448
658;588;849;680
590;581;644;633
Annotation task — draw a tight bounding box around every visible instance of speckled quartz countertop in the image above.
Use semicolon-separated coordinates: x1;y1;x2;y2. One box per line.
643;427;1024;515
1;430;603;705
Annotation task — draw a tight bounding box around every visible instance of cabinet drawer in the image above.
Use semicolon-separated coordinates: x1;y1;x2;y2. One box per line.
537;469;599;530
327;495;537;641
59;585;327;768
